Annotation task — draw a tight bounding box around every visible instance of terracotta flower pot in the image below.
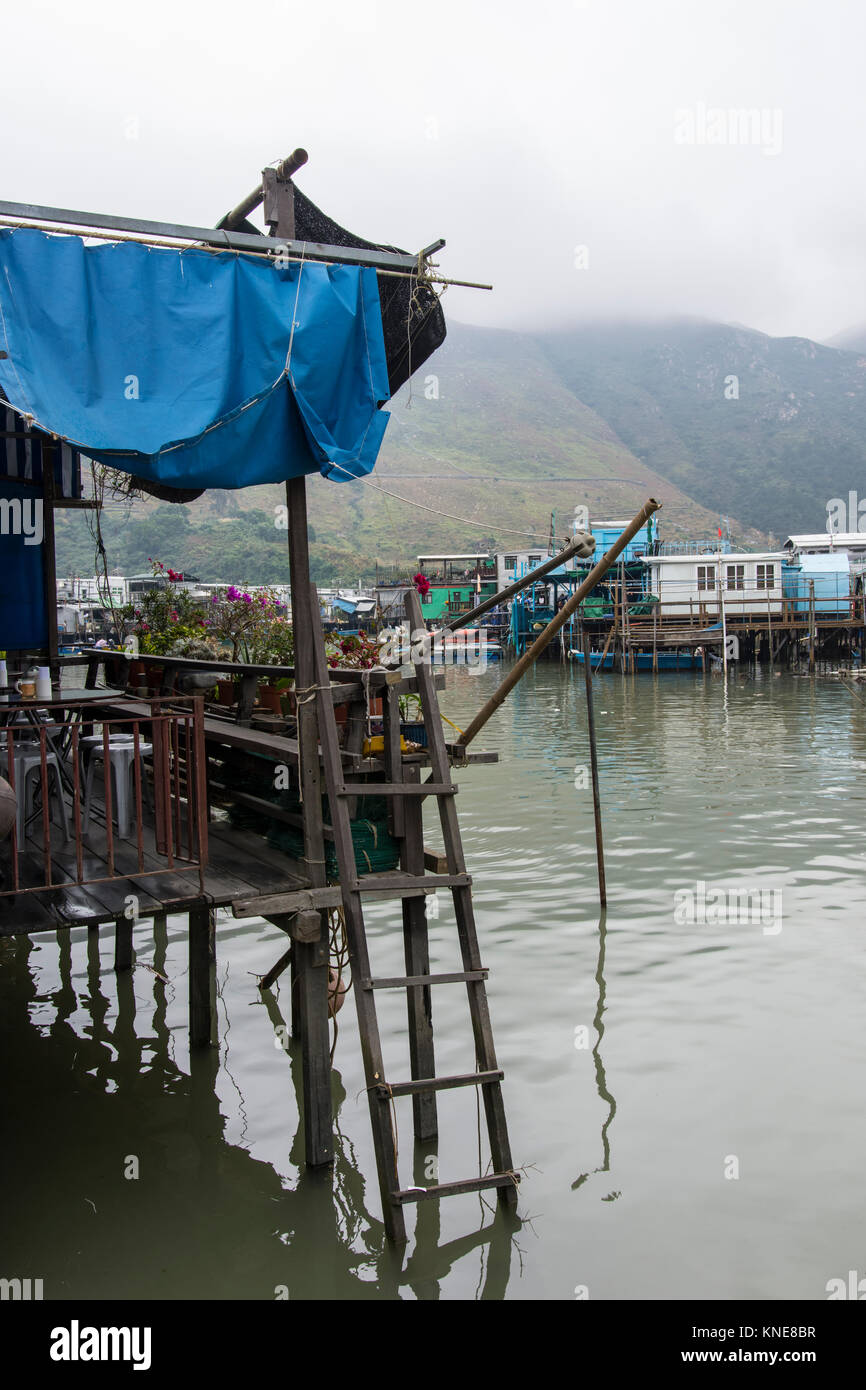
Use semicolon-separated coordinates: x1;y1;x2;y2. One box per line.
258;683;283;715
145;664;164;692
334;703;349;726
369;695;383;716
217;678;237;707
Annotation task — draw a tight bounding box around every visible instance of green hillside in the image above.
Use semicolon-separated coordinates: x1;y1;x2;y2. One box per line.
56;316;865;584
538;319;866;540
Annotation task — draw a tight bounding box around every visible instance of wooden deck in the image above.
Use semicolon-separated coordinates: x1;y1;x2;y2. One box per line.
1;691;498;936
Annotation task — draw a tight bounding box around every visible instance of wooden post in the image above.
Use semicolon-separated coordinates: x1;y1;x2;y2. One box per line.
719;552;728;679
287;477;334;1167
401;763;438;1140
652;604;658;673
114;914;133;972
767;598;773;675
809;580;816;671
596;621;615;675
189;903;216;1047
582;630;607;906
619;566;627;673
272;157;334;1169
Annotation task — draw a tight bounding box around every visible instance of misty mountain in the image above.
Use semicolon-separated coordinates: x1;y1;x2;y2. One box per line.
537;319;866;540
56;318;863;584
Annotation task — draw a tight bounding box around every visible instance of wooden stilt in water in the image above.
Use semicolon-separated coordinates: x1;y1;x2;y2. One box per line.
582;629;607;906
767;599;774;675
286;473;334;1168
268;152;335;1158
114;914;133;972
188;903;216;1047
652;605;658;673
809;580;816;672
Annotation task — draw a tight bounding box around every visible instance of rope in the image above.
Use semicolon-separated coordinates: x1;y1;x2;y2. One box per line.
284;244;306;386
293;683;326;706
322;459;557;542
327;905;351;1062
439;713;465;737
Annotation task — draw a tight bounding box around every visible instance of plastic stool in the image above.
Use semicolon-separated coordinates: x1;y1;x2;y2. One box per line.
81;738;153;840
11;744;71;843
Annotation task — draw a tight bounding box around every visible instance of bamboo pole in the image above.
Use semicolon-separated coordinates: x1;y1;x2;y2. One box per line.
582;629;607;906
443;532;595;634
457;498;661;747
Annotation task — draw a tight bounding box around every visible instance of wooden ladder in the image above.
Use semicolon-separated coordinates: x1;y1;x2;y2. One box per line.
308;583;520;1243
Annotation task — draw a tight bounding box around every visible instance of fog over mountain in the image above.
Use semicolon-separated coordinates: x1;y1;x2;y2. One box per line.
5;0;866;346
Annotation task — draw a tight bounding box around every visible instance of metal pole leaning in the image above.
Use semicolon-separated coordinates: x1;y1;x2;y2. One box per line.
457;498;661;749
582;628;607;907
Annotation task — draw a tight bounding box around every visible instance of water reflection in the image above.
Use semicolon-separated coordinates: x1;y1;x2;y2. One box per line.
572;910;618;1197
0;931;520;1300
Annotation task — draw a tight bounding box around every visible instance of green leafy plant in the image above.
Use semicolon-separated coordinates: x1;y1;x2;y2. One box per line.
121;560;208;656
206;585;294;666
398;692;424;722
324;631;382;670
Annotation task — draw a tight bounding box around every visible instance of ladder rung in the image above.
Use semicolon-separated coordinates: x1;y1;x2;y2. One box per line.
354;871;470;895
362;970;488;990
377;1069;503;1098
394;1172;521;1204
336;782;457;797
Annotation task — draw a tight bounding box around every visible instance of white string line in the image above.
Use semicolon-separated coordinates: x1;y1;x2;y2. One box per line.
284;245;306;386
322;457;558;541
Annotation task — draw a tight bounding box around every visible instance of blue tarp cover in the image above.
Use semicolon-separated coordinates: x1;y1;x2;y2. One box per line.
0;228;391;489
0;478;47;649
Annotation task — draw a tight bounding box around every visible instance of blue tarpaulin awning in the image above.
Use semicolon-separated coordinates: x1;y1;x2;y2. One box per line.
0;228;391;491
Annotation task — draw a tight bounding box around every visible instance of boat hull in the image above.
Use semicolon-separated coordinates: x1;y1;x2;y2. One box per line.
570;649;701;671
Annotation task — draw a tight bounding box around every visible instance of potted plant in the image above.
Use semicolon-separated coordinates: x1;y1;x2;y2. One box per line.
399;691;427;746
121;560;212;671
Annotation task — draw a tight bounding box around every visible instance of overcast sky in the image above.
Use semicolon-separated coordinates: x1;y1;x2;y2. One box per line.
5;0;866;344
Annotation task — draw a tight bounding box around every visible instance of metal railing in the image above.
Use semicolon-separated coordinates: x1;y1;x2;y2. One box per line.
0;696;208;901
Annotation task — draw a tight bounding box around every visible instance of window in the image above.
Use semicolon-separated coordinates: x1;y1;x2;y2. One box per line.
726;564;745;590
756;564;776;590
697;566;716;591
504;555;517;569
528;554;542;565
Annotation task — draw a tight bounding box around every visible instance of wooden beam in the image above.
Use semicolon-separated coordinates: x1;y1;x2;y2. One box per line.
189;903;216;1047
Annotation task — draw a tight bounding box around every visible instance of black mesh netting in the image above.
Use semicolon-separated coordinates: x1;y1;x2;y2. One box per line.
292;186;447;399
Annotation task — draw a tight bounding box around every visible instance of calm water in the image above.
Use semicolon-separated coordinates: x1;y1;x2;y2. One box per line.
2;664;865;1300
